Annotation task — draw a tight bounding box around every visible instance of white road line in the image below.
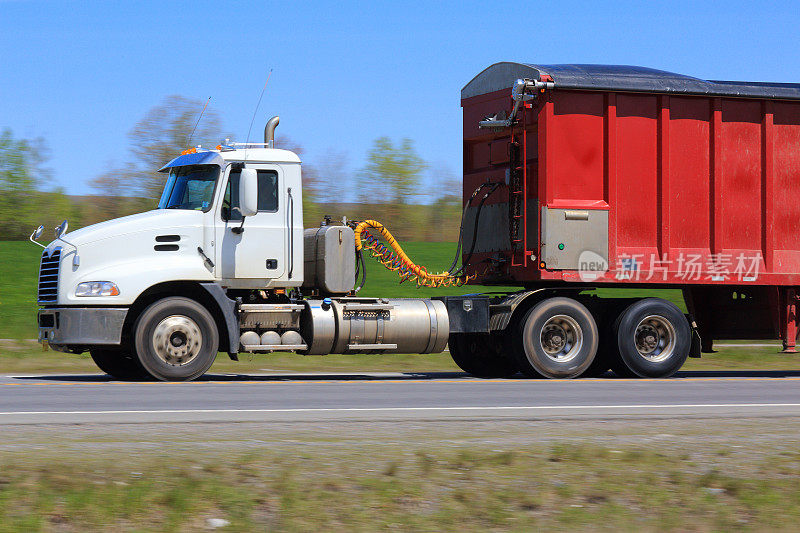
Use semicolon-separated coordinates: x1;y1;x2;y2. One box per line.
2;403;800;416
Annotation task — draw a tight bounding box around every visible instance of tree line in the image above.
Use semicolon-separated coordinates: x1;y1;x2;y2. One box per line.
0;96;462;242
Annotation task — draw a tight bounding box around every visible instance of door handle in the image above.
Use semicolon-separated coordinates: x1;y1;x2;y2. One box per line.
287;187;294;279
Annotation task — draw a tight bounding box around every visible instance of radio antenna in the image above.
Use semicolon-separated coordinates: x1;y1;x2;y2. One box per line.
244;69;273;161
187;96;211;148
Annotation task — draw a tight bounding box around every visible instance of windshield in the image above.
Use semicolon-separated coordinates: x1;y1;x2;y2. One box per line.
157;165;219;212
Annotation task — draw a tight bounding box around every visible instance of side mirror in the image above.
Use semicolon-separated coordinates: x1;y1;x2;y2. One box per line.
238;169;259;217
29;224;46;248
54;219;69;239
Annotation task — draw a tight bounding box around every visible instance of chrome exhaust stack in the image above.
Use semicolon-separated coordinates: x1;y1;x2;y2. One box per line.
264;116;280;148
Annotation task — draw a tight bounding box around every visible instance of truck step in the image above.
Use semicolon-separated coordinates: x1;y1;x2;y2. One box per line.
239;304;305;311
241;344;308;352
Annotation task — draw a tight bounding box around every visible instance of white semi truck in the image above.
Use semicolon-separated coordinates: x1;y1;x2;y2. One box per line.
32;117;480;381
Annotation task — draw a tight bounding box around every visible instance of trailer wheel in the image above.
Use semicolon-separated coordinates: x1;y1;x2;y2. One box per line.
613;298;690;378
448;333;519;378
90;349;147;380
514;297;598;378
133;297;218;381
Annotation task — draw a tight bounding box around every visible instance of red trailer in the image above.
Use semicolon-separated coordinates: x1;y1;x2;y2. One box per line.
460;63;800;360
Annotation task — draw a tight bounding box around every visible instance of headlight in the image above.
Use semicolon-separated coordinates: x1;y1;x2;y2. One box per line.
75;281;120;297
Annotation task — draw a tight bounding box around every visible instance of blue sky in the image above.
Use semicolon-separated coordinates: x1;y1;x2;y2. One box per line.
1;0;799;198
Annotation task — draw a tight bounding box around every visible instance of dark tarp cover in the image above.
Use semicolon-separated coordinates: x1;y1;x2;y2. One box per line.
462;62;800;101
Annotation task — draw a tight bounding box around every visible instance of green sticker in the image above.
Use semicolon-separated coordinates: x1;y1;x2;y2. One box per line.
558;243;565;250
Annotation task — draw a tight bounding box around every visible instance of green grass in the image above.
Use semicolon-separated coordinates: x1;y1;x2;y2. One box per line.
590;287;686;312
0;241;42;339
2;442;800;531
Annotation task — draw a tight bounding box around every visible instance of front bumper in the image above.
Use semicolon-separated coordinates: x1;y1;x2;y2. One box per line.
38;307;128;346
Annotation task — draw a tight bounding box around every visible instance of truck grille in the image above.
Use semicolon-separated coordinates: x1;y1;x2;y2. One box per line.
38;248;61;304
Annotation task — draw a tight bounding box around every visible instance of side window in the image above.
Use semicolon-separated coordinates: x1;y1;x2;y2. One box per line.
222;169;279;221
256;171;279;211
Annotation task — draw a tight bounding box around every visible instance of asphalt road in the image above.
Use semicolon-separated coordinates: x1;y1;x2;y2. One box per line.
2;370;800;425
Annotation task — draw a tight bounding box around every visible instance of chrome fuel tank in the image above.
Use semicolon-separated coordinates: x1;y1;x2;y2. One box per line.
301;298;449;355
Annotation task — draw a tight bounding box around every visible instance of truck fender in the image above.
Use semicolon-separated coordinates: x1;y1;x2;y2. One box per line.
488;289;554;331
200;282;240;356
489;288;586;331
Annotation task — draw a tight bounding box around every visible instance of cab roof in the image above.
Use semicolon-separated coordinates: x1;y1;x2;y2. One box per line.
158;147;301;172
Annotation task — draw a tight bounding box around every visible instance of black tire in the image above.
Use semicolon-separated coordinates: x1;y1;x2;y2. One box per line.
613;298;690;378
448;333;519;378
133;297;219;381
513;297;599;379
89;348;147;380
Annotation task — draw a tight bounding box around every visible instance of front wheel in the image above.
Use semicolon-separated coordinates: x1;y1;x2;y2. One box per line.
133;297;219;381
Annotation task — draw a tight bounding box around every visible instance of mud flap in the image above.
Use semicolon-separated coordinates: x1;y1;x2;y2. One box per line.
687;314;702;358
200;282;240;359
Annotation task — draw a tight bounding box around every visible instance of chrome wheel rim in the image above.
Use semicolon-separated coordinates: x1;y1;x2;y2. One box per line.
152;315;202;366
539;314;583;362
634;315;676;362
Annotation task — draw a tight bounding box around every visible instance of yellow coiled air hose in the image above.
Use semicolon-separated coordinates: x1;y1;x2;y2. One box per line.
353;220;473;288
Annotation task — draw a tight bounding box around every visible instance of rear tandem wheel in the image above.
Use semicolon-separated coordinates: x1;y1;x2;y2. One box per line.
512;297;600;379
609;298;691;378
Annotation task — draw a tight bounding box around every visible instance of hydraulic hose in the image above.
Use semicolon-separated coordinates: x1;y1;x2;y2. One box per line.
353;248;367;293
451;181;501;277
447;181;495;275
354;220;475;288
352;181;501;288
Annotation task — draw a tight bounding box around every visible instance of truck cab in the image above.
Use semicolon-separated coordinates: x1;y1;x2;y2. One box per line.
157;147;303;287
36;119;304;376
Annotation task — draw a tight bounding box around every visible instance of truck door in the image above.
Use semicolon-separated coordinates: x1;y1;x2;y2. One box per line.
217;165;286;281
